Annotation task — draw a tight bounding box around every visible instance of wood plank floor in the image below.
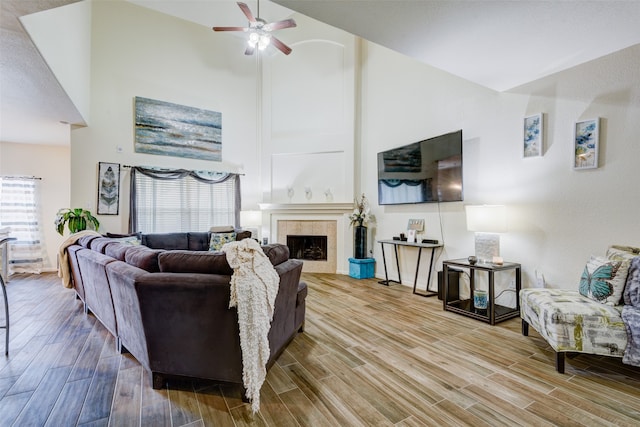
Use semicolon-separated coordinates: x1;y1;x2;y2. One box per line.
0;272;639;426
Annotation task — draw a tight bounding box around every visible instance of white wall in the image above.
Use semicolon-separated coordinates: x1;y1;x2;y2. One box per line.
71;0;259;233
0;141;71;271
360;42;640;291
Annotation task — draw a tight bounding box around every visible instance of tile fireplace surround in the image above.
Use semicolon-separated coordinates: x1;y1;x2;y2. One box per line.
259;203;353;274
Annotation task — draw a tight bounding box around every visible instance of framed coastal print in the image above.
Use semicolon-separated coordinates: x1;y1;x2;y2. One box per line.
134;96;222;161
573;118;600;170
523;113;543;158
97;162;120;215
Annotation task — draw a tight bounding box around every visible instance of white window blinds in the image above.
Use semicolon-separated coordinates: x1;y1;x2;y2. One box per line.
131;168;239;233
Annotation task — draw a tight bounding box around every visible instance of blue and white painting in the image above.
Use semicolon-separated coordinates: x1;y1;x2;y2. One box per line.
574;118;599;169
134;97;222;161
523;113;543;158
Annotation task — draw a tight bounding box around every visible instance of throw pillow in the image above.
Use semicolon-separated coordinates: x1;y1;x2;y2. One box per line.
579;255;626;305
112;235;141;245
606;246;637;306
209;231;236;251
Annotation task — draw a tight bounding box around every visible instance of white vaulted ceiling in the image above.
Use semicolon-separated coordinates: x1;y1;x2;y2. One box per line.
2;0;639;145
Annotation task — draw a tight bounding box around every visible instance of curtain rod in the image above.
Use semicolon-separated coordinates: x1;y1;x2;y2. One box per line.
122;165;244;175
1;175;42;180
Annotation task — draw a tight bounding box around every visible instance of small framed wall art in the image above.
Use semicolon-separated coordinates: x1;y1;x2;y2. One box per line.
97;162;120;215
573;118;600;170
523;113;543;158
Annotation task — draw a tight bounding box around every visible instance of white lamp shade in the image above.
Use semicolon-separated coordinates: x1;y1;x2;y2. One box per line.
240;210;262;227
465;205;507;233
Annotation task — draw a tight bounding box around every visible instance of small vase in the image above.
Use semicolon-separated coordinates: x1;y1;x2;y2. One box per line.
354;225;367;259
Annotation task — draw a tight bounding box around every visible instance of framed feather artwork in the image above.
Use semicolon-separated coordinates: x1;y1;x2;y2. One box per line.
97;162;120;215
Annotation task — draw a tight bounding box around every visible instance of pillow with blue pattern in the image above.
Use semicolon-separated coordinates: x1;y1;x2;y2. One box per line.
579;255;627;305
209;232;236;251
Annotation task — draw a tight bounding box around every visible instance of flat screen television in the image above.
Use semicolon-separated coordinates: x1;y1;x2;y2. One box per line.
377;130;463;205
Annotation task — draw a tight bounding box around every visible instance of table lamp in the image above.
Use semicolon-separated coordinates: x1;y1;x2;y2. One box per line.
240;210;262;240
465;205;507;264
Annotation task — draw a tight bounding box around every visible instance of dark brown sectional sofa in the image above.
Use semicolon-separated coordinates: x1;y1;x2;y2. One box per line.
64;232;306;390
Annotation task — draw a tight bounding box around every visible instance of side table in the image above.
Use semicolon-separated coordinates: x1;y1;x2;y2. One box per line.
442;258;521;325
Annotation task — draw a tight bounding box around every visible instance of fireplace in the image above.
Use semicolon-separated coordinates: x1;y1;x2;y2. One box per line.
260;203;353;274
287;235;328;261
277;219;338;273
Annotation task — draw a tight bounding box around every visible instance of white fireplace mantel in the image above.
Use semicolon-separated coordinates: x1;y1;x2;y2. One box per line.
259;203;354;214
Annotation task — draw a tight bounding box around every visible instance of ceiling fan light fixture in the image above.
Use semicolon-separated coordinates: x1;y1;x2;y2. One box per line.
248;32;260;47
258;34;271;50
213;1;295;55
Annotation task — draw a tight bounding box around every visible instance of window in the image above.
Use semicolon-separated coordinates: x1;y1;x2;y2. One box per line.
130;167;240;233
0;176;46;274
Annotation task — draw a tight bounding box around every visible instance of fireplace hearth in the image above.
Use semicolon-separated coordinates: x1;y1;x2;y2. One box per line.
287;235;328;261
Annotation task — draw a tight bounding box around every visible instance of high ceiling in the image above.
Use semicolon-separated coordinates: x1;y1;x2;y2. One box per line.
1;0;639;146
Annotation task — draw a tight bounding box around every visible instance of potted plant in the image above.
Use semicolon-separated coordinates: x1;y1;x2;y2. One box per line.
55;208;100;235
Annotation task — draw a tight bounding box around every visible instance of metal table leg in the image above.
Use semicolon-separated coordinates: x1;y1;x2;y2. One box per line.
1;274;8;355
0;237;15;356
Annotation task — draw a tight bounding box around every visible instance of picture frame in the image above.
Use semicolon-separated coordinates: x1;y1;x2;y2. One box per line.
523;113;543;158
573;118;600;170
97;162;120;215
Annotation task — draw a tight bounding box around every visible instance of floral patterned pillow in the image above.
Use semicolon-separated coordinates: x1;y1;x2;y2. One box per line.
579;255;627;305
209;232;236;251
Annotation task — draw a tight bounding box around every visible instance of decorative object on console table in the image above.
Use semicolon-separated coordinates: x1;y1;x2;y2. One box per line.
348;257;375;279
349;194;373;259
465;204;507;264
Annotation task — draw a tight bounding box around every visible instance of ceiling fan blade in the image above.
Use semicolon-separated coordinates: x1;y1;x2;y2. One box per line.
212;26;247;32
245;44;255;56
237;2;256;23
271;36;292;55
266;18;297;31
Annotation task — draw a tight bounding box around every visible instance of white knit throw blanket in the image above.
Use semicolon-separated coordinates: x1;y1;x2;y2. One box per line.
223;239;280;413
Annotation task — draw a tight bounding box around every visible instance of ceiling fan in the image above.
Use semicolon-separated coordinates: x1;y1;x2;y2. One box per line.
212;1;297;56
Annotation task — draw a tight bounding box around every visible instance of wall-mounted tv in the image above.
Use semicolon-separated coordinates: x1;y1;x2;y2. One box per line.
377;130;463;205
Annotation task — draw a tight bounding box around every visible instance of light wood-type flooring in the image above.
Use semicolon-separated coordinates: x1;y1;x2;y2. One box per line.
0;272;639;426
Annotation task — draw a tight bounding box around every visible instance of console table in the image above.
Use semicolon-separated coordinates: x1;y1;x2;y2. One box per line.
377;239;443;297
442;258;521;325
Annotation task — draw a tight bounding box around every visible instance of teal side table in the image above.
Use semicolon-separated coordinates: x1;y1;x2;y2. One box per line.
348;257;375;279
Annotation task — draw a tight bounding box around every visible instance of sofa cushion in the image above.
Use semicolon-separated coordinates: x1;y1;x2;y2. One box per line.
141;233;189;250
78;235;100;248
105;241;139;261
262;244;290;266
578;256;627;305
158;250;233;275
209;232;236;251
125;246;163;272
90;237;118;253
187;232;211;251
236;230;252;241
